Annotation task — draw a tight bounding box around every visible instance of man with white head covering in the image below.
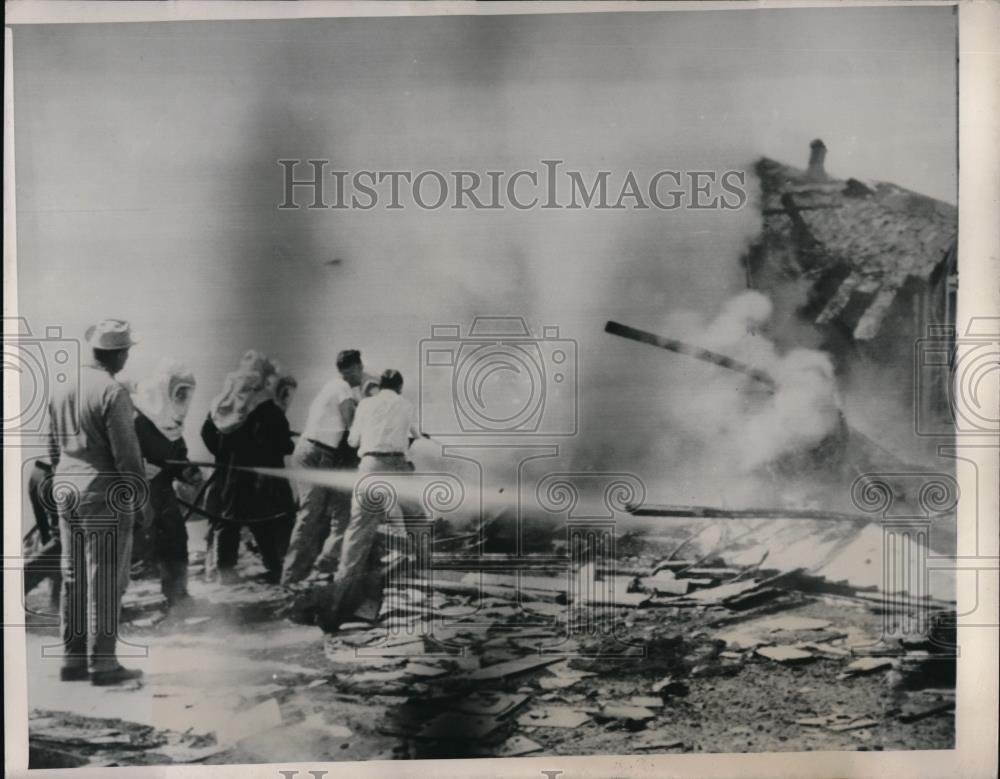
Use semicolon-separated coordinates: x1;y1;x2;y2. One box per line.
201;352;295;583
271;361;299;415
133;359;200;608
263;359;299;569
47;319;146;685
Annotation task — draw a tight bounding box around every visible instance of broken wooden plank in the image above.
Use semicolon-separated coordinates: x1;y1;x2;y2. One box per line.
460;572;569;592
838;657;894;679
460;655;561;682
756;646;815;664
816;271;863;325
578;589;650;607
633;734;684;751
801;642;851;658
597;704;657;723
404;663;449;678
854;273;907;341
660;579;765;605
723;587;784;611
32;729;139;749
828;718;879;732
678;567;746;579
452;692;530;717
898;701;955;723
400;576;647;610
628;696;666;709
397;577;558;604
762;616;831;632
517;707;590;729
628;503;870;524
637;570;690;596
604;320;777;388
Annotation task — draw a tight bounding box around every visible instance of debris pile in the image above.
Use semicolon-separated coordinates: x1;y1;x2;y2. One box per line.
24;520;957;766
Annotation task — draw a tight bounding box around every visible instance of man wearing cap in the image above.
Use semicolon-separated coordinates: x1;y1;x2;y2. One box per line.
281;349;368;586
318;369;422;631
47;319;147;685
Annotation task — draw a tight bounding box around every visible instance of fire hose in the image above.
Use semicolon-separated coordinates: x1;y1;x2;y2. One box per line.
167;458;469;546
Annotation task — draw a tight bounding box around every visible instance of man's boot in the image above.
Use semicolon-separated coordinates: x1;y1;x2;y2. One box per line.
162;560;193;611
91;666;144;686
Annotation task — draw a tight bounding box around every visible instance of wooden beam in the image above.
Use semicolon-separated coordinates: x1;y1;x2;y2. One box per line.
604;320;776;388
628;503;872;525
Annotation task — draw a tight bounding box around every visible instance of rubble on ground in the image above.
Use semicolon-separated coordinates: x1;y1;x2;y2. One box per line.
24;519;956;767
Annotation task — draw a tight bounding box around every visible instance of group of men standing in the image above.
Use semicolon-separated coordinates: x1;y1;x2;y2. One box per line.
283;351;423;629
40;318;422;686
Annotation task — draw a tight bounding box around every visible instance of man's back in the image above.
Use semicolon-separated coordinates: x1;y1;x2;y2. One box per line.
349;390;417;455
48;365;143;491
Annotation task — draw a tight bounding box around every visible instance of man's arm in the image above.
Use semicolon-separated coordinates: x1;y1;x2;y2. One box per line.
347;400;365;450
106;386;145;480
407;418;422;447
338;396;357;437
174;437;202;485
201;413;220;455
46;402;60;471
407;399;422;446
275;404;295;456
105;386;147;523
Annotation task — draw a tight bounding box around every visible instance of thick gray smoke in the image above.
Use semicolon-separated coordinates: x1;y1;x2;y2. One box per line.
669;291;841;469
635;290;843;507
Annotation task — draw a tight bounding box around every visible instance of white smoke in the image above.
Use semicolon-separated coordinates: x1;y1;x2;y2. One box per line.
658;290;842;504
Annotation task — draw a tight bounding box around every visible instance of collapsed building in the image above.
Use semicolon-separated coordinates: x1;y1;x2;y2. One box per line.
608;140;961;599
746;139;958;464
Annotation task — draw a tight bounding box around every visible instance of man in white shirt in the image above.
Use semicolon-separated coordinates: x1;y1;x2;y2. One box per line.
347;371;422;460
318;369;421;630
281;349;366;586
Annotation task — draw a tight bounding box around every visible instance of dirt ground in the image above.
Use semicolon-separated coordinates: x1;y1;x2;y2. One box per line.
23;519;955;768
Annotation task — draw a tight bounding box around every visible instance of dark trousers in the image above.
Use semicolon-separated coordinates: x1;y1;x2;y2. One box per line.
27;462;61;604
23;536;62;610
209;514;292;577
130;516;158;574
153;492;189;603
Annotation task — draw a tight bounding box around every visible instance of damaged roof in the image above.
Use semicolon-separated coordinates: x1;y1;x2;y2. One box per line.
755;144;957;341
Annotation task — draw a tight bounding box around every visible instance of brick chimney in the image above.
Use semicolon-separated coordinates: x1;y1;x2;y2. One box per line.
806;139;828;182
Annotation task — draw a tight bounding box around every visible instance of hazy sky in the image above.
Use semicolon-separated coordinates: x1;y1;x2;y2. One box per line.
12;7;957;475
